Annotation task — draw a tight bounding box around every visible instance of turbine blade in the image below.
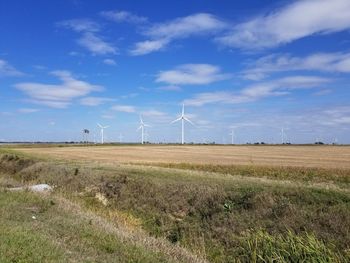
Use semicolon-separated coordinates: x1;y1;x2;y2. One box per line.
171;117;182;124
97;123;102;128
184;117;195;126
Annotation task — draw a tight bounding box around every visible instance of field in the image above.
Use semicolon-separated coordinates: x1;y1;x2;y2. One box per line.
16;145;350;168
1;145;350;262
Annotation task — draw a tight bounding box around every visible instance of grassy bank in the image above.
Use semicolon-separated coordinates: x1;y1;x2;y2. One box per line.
1;150;350;262
134;162;350;188
0;190;175;263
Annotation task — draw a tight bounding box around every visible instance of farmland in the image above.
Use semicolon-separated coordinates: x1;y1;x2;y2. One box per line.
1;145;350;262
15;145;350;168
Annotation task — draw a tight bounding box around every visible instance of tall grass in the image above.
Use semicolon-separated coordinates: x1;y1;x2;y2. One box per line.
237;230;349;263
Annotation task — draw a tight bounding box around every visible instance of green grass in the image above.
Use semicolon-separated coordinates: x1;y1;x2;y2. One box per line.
134;162;350;188
236;230;348;263
0;190;174;263
1;150;350;262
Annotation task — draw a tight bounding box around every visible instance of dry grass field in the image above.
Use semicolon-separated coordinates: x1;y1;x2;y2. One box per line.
16;145;350;169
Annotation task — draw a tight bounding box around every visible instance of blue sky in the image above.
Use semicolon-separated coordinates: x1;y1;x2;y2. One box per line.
1;0;350;143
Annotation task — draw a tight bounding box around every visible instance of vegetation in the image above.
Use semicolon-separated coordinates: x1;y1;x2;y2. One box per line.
0;190;173;263
137;162;350;188
1;149;350;262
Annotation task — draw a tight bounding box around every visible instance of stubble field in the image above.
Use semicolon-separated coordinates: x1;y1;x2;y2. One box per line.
16;145;350;168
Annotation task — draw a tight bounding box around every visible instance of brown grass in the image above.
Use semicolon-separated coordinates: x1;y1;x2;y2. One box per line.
15;145;350;169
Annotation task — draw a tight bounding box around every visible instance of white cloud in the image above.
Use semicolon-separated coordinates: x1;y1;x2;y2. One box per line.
217;0;350;49
102;114;115;119
141;109;172;123
100;10;148;24
317;106;350;126
58;19;116;55
157;85;182;92
57;19;100;32
185;76;330;106
15;70;102;108
0;60;24;77
244;52;350;80
80;96;113;106
103;58;117;66
17;108;39;113
156;64;231;85
78;32;117;55
111;105;136;113
130;39;169;56
141;110;167;117
131;13;227;55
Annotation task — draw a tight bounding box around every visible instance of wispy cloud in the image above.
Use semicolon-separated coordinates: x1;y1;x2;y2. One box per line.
111;105;136;113
15;70;102;108
17;108;39;113
80;96;113;106
0;59;24;77
130;39;169;56
320;106;350;126
243;52;350;80
77;32;117;55
58;19;117;55
57;19;100;32
185;76;330;106
156;64;231;85
103;58;117;66
100;10;148;24
141;109;172;123
130;13;227;55
217;0;350;49
157;85;182;92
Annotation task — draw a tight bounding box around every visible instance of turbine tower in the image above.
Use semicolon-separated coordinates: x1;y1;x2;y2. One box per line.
281;128;285;144
171;104;194;144
229;129;235;144
119;133;124;143
138;115;150;144
97;123;109;144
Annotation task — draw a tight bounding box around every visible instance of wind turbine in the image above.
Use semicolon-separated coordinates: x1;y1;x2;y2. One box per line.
281;128;285;144
97;123;109;144
229;129;235;144
171;103;194;144
119;133;124;143
138;115;150;144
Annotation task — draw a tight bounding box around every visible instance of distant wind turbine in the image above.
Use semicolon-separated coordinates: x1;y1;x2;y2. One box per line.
97;123;109;144
119;133;124;143
171;104;194;144
138;115;150;144
281;128;285;144
229;129;235;144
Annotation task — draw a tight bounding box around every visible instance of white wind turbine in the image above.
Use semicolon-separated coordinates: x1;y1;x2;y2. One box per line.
137;115;150;144
97;123;109;144
171;103;194;144
119;133;124;143
229;129;235;144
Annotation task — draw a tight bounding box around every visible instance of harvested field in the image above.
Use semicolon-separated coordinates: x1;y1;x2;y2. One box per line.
16;145;350;169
